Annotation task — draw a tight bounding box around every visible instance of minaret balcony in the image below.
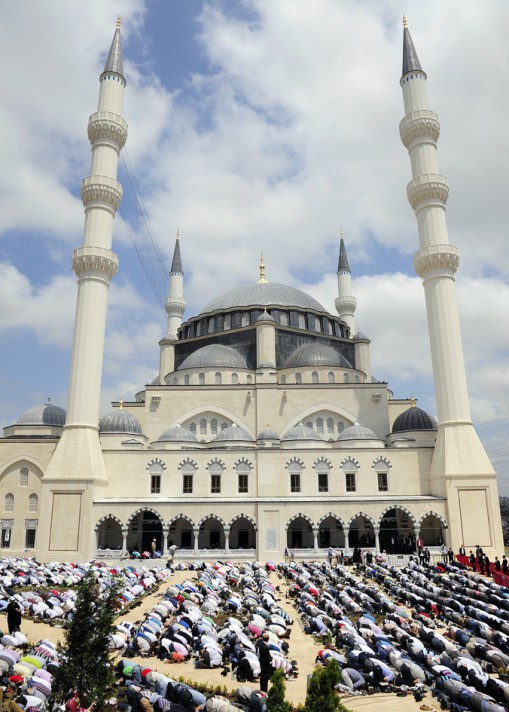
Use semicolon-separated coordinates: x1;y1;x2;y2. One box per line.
407;173;449;211
413;244;460;277
81;175;123;212
88;111;128;150
72;246;119;279
400;109;440;149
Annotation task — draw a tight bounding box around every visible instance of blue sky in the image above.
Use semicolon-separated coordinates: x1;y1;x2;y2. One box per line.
0;1;508;488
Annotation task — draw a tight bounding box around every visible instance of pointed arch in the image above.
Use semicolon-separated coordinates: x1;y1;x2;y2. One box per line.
126;507;164;526
340;457;360;470
230;513;257;530
286;512;314;530
317;512;345;527
234;457;253;470
372;456;392;470
285;457;305;470
198;513;227;529
94;514;124;533
313;457;333;470
283;403;356;432
169;513;195;528
346;511;376;529
418;510;448;528
206;458;226;471
379;505;417;529
146;457;166;472
178;458;198;471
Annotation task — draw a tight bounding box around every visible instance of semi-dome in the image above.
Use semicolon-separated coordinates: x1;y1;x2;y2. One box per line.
282;422;324;441
203;282;327;313
17;403;66;427
257;427;280;440
179;344;247;370
99;409;142;435
283;343;351;369
214;423;255;442
338;421;377;441
157;423;198;442
392;406;437;433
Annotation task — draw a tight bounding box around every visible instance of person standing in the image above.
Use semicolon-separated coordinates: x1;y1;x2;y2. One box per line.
503;556;508;576
7;599;22;634
459;544;466;556
256;633;274;693
484;554;491;577
469;551;476;571
151;539;157;558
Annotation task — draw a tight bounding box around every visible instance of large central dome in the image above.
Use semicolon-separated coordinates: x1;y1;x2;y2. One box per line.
203;282;327;313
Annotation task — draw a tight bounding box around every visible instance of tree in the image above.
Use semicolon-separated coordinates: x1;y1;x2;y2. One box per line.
54;570;123;705
267;669;291;712
304;660;349;712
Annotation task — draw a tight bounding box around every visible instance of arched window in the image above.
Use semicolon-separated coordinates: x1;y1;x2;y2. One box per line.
306;421;313;429
198;373;205;385
337;420;345;433
184;374;190;385
211;418;218;435
181;461;196;494
313;316;321;332
224;314;231;330
327;371;335;383
236;461;251;494
172;377;178;385
4;493;14;512
280;312;289;326
287;460;303;494
25;522;37;549
200;418;207;435
280;375;286;384
327;416;334;434
316;417;324;434
241;313;250;327
196;321;202;336
221;422;228;430
342;459;358;493
355;375;360;383
247;375;253;385
209;461;223;494
19;467;29;486
214;372;222;385
297;313;306;330
295;372;302;384
231;373;239;385
312;371;319;384
208;317;215;334
1;524;11;548
315;460;330;492
189;422;197;434
325;320;333;335
343;373;349;383
28;493;38;512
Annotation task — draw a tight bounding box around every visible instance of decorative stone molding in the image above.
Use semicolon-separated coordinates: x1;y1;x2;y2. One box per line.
95;514;123;531
165;298;186;317
335;297;357;314
230;513;257;529
198;513;226;528
407;173;449;211
126;507;164;526
169;513;195;527
314;456;333;471
286;512;314;528
178;458;198;472
88;111;128;149
418;510;448;528
206;458;226;471
317;512;344;527
234;457;253;471
72;246;119;279
379;505;418;530
414;244;460;277
81;175;123;212
340;456;360;470
399;110;440;148
285;457;305;470
146;458;166;472
371;456;392;470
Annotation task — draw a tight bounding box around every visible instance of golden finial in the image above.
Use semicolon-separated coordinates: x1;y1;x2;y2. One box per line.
410;394;416;407
258;253;268;283
176;228;180;240
403;15;407;28
119;399;123;409
117;16;121;29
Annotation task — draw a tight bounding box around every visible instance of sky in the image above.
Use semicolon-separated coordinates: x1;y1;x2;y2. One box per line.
0;1;508;487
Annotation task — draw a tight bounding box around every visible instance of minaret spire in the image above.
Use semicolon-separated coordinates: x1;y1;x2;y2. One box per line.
335;230;356;334
38;21;129;561
399;19;503;553
165;231;186;339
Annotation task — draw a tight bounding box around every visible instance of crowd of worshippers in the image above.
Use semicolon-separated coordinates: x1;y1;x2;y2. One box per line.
109;562;298;691
0;558;173;622
281;557;509;711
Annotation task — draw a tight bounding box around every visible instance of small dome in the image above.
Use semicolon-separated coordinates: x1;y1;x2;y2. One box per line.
282;422;324;441
353;330;369;341
158;423;198;443
283;343;351;369
256;310;276;323
214;423;254;442
179;344;247;370
17;403;66;427
338;421;377;441
99;409;142;435
257;427;280;440
392;406;437;433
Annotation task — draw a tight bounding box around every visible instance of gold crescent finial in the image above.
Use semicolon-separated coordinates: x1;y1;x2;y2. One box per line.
410;394;416;407
176;228;180;240
117;16;121;29
258;253;267;283
119;399;123;409
340;228;344;240
403;15;407;28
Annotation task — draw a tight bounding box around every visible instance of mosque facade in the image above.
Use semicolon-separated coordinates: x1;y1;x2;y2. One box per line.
0;22;503;562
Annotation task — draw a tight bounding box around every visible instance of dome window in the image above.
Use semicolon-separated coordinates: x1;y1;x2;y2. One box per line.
312;371;319;384
328;371;335;383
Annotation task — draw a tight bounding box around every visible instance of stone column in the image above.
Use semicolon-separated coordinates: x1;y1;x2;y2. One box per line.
224;528;230;554
193;528;200;553
374;527;381;552
312;528;319;553
95;528;100;553
121;527;128;556
343;527;350;550
161;527;169;556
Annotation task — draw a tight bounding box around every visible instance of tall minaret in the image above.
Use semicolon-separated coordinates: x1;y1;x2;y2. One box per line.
335;231;356;335
165;232;186;339
39;21;128;561
400;18;502;552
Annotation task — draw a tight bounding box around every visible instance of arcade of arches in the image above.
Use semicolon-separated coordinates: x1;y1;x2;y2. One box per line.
95;508;447;556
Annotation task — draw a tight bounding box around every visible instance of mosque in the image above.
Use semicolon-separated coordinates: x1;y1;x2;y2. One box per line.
0;20;503;562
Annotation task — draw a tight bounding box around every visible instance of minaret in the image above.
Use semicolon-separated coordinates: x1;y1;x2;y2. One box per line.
39;20;128;561
165;232;186;339
335;231;356;335
400;19;502;552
